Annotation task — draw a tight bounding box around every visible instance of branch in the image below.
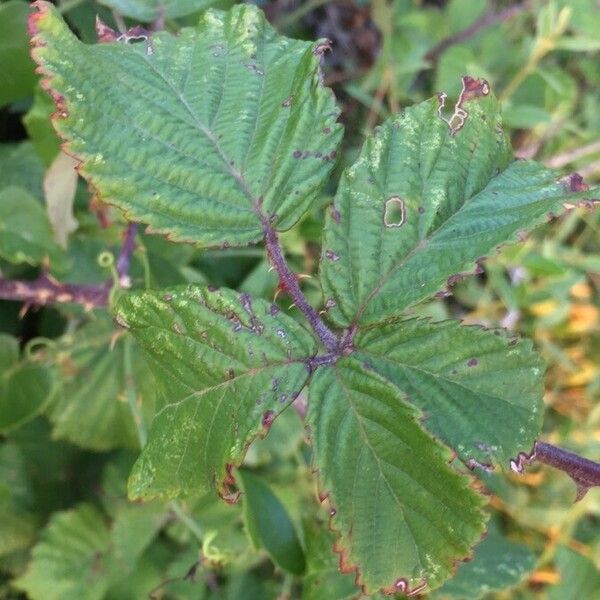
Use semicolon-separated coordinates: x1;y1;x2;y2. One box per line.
425;1;530;63
0;274;109;310
512;441;600;501
262;222;339;352
0;223;138;312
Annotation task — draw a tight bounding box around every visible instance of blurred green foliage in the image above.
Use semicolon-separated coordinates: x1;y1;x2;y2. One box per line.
0;0;599;598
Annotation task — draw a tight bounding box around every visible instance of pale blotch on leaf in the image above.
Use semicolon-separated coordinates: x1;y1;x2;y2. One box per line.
384;196;406;228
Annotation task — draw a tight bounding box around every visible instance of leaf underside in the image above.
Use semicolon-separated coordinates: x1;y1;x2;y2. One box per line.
308;358;486;595
30;1;342;248
115;285;316;500
320;87;598;327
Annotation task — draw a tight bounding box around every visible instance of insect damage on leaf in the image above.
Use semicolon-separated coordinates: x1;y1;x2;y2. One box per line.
437;75;490;135
383;196;406;227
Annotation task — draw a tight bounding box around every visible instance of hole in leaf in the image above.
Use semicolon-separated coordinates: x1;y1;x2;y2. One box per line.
384;196;406;227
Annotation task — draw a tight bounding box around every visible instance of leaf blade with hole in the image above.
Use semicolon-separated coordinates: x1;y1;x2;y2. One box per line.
115;285;316;500
319;81;598;327
30;2;342;248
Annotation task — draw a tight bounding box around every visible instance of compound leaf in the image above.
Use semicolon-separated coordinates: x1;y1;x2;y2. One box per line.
98;0;222;21
14;504;113;600
320;78;598;327
355;318;544;468
308;357;486;595
30;2;342;248
115;285;316;500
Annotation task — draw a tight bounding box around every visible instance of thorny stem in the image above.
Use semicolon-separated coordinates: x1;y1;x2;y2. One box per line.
116;223;138;287
263;222;339;352
0;275;109;310
0;222;138;311
425;1;530;63
516;441;600;501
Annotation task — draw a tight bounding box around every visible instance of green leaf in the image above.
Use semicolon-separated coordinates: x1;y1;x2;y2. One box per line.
98;0;222;21
14;504;113;600
238;469;306;575
45;319;157;451
302;518;358;600
0;334;53;433
549;546;600;600
0;142;45;200
115;284;317;500
319;81;598;327
434;525;536;599
0;186;64;267
30;2;342;247
0;0;37;107
23;84;61;166
307;357;486;595
354;318;545;468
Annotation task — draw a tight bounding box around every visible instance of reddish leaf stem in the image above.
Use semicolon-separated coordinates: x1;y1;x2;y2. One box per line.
0;274;109;310
534;441;600;501
116;222;138;286
0;222;138;311
263;222;339;352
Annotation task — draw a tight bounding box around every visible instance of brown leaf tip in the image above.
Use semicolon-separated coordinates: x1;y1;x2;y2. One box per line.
95;16;118;43
565;172;589;193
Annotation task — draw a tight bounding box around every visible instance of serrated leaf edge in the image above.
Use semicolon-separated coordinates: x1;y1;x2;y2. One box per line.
306;364;489;597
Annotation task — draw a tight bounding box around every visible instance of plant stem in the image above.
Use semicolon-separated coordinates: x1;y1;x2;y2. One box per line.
425;1;531;63
116;222;138;287
0;222;138;311
514;441;600;501
0;275;109;310
262;222;339;352
535;442;600;500
275;0;331;30
169;501;204;543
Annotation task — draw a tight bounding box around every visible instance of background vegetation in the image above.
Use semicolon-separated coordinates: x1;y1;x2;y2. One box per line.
0;0;599;598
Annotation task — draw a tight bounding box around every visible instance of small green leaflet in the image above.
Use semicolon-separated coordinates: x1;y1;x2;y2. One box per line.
238;470;305;575
320;77;598;327
30;1;342;248
115;285;316;500
98;0;221;22
0;186;64;267
433;524;536;599
308;357;486;595
0;334;52;433
44;319;158;451
355;318;545;468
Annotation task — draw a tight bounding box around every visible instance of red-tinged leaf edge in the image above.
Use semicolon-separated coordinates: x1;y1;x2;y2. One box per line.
28;2;205;246
305;426;489;596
